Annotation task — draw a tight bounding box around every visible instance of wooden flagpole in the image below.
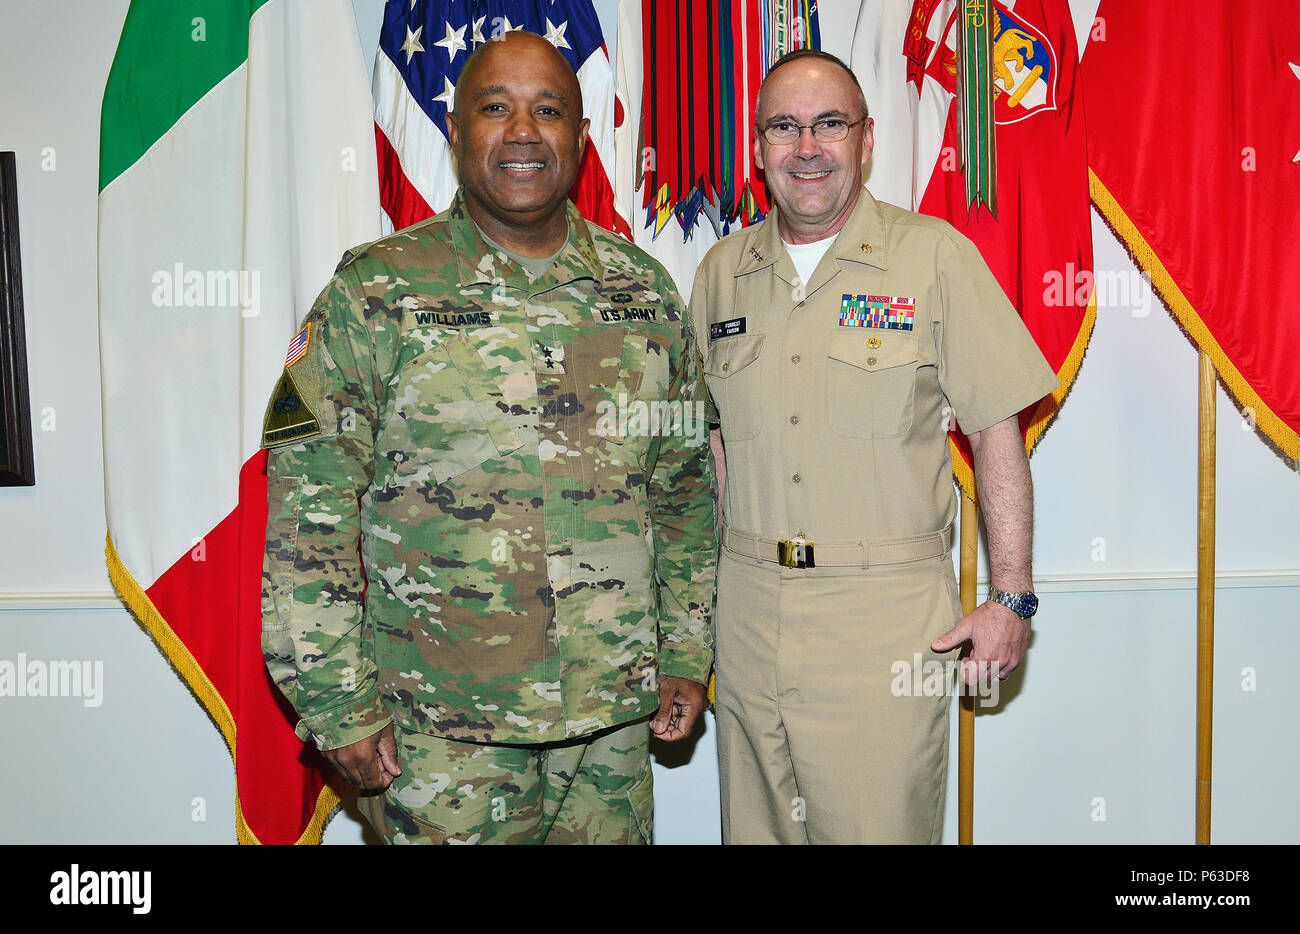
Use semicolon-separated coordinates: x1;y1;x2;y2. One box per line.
958;494;978;845
1196;351;1216;844
954;0;997;847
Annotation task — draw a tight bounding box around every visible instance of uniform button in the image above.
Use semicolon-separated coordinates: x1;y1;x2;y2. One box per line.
721;362;729;371
792;473;801;483
791;354;800;364
867;356;877;366
789;414;800;425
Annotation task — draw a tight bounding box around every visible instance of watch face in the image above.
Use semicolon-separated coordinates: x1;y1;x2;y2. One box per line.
1019;593;1039;618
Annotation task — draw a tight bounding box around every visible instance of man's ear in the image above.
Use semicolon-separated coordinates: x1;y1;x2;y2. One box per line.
445;110;459;150
752;129;765;172
860;116;875;168
577;116;590;154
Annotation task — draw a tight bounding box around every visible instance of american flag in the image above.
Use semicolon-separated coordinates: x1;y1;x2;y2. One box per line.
373;0;628;237
283;323;311;367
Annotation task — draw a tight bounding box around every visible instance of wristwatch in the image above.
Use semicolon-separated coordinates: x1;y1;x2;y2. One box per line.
987;587;1039;620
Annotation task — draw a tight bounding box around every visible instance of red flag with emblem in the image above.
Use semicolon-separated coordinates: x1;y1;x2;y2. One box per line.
916;0;1093;494
1084;0;1300;459
852;0;1094;497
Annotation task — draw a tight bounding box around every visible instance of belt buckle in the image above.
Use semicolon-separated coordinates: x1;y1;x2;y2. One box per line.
777;538;815;569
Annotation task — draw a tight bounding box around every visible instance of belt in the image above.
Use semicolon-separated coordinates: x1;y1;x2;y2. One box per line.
721;523;954;569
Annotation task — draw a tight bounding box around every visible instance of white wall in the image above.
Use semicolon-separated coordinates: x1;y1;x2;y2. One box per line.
0;0;1295;845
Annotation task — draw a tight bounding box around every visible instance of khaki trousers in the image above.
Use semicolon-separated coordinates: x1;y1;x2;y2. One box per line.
714;547;959;844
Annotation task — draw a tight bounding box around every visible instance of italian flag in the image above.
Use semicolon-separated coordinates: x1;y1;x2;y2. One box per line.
98;0;382;844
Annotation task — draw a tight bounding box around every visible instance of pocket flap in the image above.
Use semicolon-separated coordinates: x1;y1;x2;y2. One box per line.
440;331;524;457
705;333;765;378
827;330;919;372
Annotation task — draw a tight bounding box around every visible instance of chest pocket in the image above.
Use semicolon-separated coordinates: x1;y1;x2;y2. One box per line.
703;333;765;442
826;329;920;439
585;324;666;467
616;330;669;401
392;330;528;487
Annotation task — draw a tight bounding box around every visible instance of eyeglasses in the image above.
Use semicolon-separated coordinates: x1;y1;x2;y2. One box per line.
758;116;868;145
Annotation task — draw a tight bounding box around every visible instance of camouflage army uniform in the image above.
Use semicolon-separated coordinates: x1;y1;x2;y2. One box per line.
261;188;717;843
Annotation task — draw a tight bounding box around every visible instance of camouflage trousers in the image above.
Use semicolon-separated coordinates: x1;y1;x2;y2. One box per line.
358;719;653;844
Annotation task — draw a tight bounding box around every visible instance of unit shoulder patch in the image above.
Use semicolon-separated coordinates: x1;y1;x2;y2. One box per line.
261;321;325;448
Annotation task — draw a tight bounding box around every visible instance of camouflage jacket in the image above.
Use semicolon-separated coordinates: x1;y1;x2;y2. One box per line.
261;189;717;750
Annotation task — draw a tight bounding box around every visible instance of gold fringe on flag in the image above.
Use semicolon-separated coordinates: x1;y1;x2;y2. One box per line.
1090;169;1300;462
105;532;343;845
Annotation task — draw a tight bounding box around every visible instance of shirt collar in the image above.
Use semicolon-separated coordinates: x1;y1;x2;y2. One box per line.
734;183;891;282
447;187;603;289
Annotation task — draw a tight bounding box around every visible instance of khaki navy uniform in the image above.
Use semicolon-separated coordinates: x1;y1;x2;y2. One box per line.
688;186;1057;844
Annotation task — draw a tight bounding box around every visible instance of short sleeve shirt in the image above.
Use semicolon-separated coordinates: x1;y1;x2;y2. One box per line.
688;186;1058;544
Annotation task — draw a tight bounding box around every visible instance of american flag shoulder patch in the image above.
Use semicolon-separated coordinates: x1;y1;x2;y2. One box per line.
284;323;311;367
839;294;916;330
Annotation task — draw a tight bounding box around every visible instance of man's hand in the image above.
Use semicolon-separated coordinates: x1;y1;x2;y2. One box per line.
651;675;707;741
931;600;1030;687
322;722;401;793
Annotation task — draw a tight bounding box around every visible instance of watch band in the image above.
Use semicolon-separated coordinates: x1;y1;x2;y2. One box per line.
987;587;1039;620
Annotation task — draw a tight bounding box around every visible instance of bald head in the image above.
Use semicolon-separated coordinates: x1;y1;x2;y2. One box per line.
443;28;591;255
454;30;583;117
755;49;868;126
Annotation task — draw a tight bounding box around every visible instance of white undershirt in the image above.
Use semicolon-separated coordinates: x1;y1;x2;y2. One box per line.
783;233;838;287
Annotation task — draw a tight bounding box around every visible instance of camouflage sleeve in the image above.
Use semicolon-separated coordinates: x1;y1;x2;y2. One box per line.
260;270;390;751
648;283;718;685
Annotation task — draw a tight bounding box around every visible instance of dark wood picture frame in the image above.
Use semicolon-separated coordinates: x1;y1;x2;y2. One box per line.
0;151;34;486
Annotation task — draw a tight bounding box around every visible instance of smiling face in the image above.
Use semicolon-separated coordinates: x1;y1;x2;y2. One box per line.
753;58;874;244
445;32;589;252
